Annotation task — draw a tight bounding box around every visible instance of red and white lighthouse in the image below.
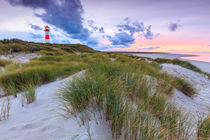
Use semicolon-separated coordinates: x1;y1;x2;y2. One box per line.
44;25;50;43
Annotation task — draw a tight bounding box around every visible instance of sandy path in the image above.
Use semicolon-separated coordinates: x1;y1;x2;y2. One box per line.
0;71;112;140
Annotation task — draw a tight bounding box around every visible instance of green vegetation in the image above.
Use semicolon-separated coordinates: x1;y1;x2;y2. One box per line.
0;39;95;55
0;64;87;95
0;59;12;67
59;61;193;140
0;97;10;121
21;86;36;105
0;50;196;97
0;41;203;139
197;116;210;139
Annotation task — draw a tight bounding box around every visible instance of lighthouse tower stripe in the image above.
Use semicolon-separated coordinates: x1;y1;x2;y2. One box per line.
45;35;50;39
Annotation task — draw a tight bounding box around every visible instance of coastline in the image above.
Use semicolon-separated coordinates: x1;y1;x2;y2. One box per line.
132;53;210;73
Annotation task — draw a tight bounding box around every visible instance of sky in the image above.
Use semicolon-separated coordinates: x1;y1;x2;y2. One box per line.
0;0;210;53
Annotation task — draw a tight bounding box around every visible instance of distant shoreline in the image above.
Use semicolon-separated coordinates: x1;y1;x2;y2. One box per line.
128;52;210;73
106;51;209;63
106;51;198;57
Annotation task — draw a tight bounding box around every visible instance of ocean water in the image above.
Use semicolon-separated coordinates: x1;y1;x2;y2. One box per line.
133;52;210;73
180;52;210;63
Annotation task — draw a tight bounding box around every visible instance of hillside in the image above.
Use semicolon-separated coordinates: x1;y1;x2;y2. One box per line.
0;39;95;55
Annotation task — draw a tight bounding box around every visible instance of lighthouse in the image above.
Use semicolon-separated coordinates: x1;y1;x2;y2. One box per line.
44;25;50;43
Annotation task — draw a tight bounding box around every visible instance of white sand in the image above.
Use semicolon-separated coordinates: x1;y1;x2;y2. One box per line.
133;53;210;137
0;53;41;63
162;64;210;121
0;71;112;140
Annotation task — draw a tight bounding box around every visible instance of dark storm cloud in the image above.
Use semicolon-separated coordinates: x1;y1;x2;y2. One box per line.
29;24;42;31
108;18;157;47
7;0;97;45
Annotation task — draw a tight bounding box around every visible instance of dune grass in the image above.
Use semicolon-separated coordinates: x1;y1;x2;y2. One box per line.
59;61;193;139
0;52;196;98
156;72;196;97
0;97;10;121
21;86;36;105
0;39;95;55
197;116;210;139
0;64;87;95
0;59;12;67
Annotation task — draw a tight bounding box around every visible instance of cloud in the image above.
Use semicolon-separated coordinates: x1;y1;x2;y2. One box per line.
107;18;157;47
29;24;42;31
140;46;160;50
99;27;105;33
169;21;181;31
87;20;105;34
30;33;42;39
61;40;71;44
87;20;98;32
86;38;99;46
116;18;144;36
144;25;156;40
7;0;97;45
107;32;134;46
208;45;210;47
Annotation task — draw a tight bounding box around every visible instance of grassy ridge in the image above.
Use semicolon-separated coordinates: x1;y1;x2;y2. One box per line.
0;39;95;55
